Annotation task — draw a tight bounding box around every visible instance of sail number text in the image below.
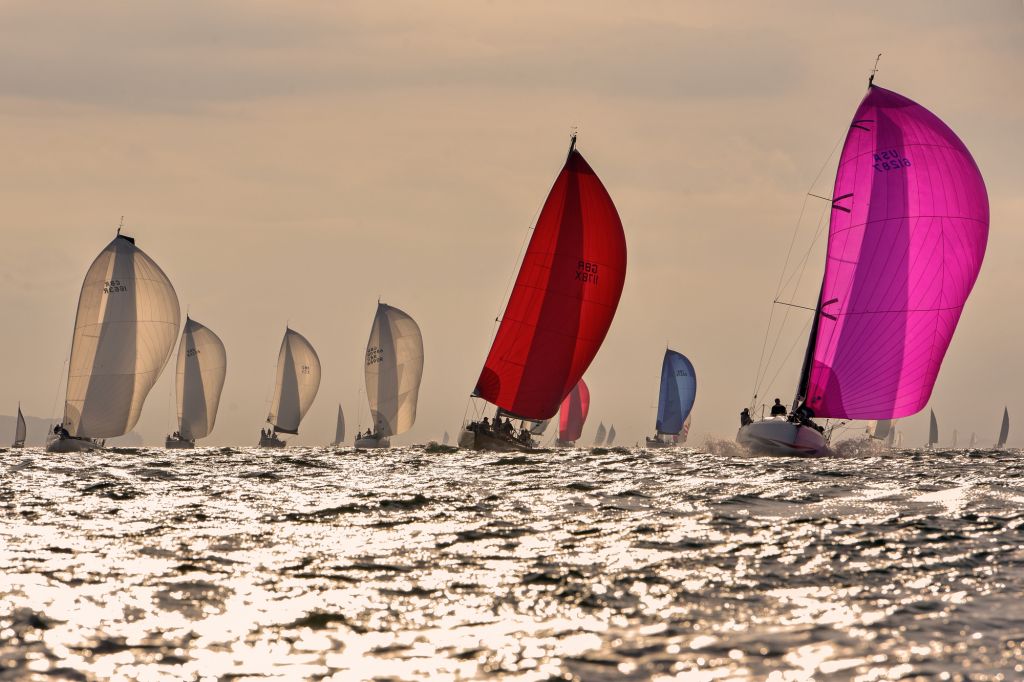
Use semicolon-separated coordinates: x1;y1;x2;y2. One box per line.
873;149;911;172
366;347;384;366
103;279;127;294
186;348;200;358
576;260;599;284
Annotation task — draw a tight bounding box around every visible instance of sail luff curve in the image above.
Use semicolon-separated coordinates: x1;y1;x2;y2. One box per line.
473;145;627;421
64;235;181;438
804;85;989;420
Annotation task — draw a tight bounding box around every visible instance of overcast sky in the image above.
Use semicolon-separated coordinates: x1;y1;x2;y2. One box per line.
1;1;1021;447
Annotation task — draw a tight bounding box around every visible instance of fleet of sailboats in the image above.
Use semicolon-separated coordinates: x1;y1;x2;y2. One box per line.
354;303;424;449
739;80;989;457
260;328;321;448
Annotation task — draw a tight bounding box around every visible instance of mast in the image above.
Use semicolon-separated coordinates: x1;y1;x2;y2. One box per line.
793;287;824;414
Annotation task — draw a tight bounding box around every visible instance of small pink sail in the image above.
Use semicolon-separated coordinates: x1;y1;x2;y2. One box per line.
804;86;989;419
558;379;590;442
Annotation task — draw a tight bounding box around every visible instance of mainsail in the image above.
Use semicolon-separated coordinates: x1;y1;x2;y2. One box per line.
997;407;1009;449
928;410;939;447
870;419;893;441
472;136;627;421
333;405;346;445
267;328;321;435
175;317;227;441
799;86;989;420
656;350;697;436
64;234;181;438
593;421;607;446
13;404;26;447
558;379;590;443
606;424;616;446
364;303;424;437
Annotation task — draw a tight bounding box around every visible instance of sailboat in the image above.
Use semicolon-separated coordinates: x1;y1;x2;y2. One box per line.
331;405;346;446
996;407;1009;449
47;231;181;453
259;328;321;448
459;135;627;452
354;302;424;449
969;432;977;449
593;422;607;447
554;379;590;447
442;431;449;446
606;424;616;446
166;317;227;448
12;404;26;448
738;79;989;457
647;349;696;448
927;410;939;450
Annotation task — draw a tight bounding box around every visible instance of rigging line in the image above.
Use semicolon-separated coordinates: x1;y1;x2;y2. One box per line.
773;301;817;312
759;315;813;404
751;127;847;401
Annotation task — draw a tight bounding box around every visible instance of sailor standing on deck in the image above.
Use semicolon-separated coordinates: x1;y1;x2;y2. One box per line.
770;399;787;417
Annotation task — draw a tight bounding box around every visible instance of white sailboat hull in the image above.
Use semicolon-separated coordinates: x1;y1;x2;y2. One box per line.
45;435;101;453
737;418;830;458
354;436;390;449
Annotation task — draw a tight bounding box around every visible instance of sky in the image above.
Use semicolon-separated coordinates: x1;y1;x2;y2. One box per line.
1;1;1022;448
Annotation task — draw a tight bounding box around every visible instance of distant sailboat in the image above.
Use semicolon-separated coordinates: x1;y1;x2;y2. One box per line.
927;410;939;449
260;328;321;448
331;405;346;446
606;424;616;446
355;302;424;449
593;422;607;447
12;404;26;448
969;432;977;449
996;407;1009;449
442;431;449;446
47;231;181;453
647;349;696;448
554;379;590;447
739;80;988;457
459;134;627;452
166;317;226;448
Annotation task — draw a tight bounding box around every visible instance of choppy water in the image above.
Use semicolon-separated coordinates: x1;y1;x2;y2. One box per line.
1;444;1023;681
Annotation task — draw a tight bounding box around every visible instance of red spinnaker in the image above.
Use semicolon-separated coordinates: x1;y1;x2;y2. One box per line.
558;379;590;443
474;145;627;420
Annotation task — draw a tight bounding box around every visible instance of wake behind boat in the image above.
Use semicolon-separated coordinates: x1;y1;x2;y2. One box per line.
739;79;988;458
460;134;627;452
47;230;181;453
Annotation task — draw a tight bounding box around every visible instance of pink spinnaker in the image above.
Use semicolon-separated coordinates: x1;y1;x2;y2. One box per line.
803;86;988;419
558;379;590;442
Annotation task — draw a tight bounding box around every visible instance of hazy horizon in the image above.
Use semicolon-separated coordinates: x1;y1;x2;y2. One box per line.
2;1;1022;448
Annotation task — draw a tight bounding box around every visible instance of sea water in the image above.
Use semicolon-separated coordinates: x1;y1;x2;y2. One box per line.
1;445;1022;680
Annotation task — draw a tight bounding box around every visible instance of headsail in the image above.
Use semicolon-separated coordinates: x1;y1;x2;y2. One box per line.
473;138;627;421
65;234;181;438
593;421;607;446
175;317;227;441
656;350;697;436
364;303;424;437
268;328;321;435
801;86;989;420
872;419;893;441
333;405;346;445
558;379;590;443
928;410;938;447
997;407;1009;449
530;419;550;436
606;424;616;446
14;404;26;447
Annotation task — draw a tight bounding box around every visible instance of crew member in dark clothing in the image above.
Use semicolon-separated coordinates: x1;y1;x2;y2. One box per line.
770;399;787;417
740;408;753;426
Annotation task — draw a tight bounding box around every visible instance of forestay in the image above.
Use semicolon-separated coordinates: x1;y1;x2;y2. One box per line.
364;303;424;437
268;328;321;435
65;234;180;438
175;317;227;440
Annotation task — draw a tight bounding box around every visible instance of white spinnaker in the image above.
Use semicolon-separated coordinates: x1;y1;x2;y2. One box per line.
65;235;180;438
175;317;227;440
268;328;321;434
14;405;26;445
333;405;345;444
364;303;424;437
